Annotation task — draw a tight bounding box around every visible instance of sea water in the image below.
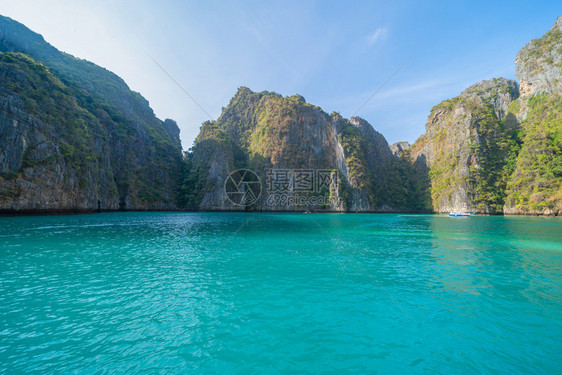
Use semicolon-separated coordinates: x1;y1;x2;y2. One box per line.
0;213;561;374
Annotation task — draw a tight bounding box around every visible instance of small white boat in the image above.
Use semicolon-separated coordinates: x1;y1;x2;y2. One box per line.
449;211;475;217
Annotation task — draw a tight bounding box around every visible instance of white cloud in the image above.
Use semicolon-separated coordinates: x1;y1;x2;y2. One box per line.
367;27;388;45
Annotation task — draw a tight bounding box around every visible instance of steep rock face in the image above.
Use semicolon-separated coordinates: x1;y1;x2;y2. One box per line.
403;16;562;216
515;16;562;97
344;116;399;211
0;16;184;212
503;17;562;216
0;54;119;211
410;78;520;214
390;142;410;156
503;95;562;215
0;96;120;211
187;88;409;212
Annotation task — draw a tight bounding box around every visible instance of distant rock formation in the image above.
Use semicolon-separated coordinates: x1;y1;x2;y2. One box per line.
409;78;520;214
390;142;410;156
407;16;562;215
185;88;417;212
182;16;562;215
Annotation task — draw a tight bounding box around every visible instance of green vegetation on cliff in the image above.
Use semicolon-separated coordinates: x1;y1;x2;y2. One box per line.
0;15;184;210
339;121;427;210
182;87;425;211
0;53;100;173
338;123;372;193
467;101;520;212
412;78;521;214
519;21;562;72
506;94;562;212
3;13;561;214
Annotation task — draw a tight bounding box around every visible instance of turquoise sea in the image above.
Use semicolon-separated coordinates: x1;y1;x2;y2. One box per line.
0;212;561;374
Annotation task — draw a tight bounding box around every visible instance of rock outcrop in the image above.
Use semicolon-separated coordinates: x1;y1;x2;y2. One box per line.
503;17;562;215
406;16;562;216
515;16;562;97
409;78;520;214
0;80;119;211
188;16;562;216
390;142;410;156
0;16;184;212
185;88;416;212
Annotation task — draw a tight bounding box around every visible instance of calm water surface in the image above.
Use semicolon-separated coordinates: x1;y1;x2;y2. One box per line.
0;213;561;374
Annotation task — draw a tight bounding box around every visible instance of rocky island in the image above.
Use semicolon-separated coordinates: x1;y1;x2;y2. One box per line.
1;15;561;215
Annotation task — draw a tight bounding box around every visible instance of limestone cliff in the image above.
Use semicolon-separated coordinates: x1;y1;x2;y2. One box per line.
390;142;410;156
188;16;562;215
409;78;520;214
515;16;562;97
184;88;414;212
503;17;562;215
407;16;562;215
0;16;184;212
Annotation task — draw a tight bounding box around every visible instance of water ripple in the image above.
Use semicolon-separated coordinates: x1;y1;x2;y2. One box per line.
0;213;560;374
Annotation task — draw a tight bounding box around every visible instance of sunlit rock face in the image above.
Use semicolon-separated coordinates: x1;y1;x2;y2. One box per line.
515;16;562;97
191;87;408;212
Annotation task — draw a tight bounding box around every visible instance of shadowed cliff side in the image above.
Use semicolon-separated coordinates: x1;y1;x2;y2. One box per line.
0;15;184;212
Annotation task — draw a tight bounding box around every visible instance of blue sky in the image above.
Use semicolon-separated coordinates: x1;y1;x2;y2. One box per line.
0;0;561;149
